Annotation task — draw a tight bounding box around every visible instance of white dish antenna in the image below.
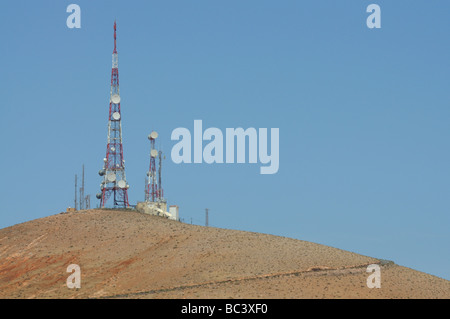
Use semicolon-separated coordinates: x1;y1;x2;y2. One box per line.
148;131;158;140
107;172;116;182
112;112;121;120
117;180;126;188
151;149;158;158
111;94;121;104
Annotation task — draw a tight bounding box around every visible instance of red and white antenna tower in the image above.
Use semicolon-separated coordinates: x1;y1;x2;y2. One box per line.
145;132;159;202
97;21;130;208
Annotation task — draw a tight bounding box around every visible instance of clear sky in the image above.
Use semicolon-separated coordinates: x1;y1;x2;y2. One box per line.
1;1;449;281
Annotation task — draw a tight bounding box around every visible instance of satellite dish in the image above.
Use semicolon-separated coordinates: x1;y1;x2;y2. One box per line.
112;112;121;120
107;172;116;182
118;180;126;188
110;146;116;152
151;149;158;158
96;193;102;199
98;169;106;176
148;131;158;140
111;94;121;104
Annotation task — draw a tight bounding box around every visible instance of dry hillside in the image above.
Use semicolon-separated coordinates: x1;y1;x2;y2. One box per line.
0;209;448;299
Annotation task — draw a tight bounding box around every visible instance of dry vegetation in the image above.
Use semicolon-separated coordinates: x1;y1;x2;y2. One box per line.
0;209;448;299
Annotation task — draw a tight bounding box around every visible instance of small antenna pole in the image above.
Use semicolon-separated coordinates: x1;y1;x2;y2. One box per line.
81;164;85;210
75;174;78;210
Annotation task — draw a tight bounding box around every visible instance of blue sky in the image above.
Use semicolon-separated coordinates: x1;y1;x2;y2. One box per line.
1;1;449;281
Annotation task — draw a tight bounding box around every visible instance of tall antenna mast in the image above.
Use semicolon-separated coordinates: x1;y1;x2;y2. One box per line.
97;21;130;208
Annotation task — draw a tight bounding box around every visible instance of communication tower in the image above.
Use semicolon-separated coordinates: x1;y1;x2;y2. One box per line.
145;131;159;202
97;21;130;208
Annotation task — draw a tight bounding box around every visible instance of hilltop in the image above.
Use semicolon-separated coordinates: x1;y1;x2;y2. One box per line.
0;209;448;298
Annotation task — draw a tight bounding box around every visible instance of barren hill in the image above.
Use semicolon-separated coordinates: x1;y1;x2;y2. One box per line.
0;209;448;299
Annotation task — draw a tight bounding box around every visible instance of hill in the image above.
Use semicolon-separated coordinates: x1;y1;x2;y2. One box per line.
0;209;448;298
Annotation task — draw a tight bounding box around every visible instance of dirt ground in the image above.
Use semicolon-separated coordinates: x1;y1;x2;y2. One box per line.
0;209;448;299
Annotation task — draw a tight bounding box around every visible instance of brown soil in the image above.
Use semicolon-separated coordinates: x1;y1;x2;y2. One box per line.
0;209;448;299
